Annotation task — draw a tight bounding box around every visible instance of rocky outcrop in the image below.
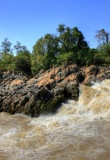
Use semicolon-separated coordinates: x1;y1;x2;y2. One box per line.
0;64;110;117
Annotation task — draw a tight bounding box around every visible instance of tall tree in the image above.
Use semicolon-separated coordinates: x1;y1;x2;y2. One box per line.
0;38;13;71
72;27;88;50
1;38;12;54
95;29;110;45
96;29;110;57
32;24;90;73
32;34;59;71
57;24;88;54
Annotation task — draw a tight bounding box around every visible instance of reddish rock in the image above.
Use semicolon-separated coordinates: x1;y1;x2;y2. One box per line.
11;79;24;85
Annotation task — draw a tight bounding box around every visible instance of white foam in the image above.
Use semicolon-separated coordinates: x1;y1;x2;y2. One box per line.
1;80;110;159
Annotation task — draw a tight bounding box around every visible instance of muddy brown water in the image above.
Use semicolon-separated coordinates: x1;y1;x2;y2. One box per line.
0;79;110;160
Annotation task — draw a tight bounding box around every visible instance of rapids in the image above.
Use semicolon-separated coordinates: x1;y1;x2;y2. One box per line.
0;79;110;160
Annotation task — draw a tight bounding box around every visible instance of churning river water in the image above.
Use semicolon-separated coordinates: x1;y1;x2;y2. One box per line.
0;79;110;160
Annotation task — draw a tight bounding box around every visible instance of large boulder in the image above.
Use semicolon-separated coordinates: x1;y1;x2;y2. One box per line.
22;87;65;117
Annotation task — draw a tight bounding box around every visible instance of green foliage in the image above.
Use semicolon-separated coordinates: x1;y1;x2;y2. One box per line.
31;54;44;75
57;52;74;65
75;50;87;65
95;29;110;64
1;38;12;54
57;25;88;54
14;50;31;75
32;33;58;73
32;24;89;73
72;27;88;50
14;41;27;54
0;53;14;71
1;25;110;76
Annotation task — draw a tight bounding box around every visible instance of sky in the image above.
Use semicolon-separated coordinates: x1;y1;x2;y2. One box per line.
0;0;110;52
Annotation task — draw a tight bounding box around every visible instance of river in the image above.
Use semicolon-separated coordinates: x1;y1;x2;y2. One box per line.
0;79;110;160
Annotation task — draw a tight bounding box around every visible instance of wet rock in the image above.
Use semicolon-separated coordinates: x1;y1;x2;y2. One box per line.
0;64;110;117
76;72;85;83
65;81;79;100
53;82;66;96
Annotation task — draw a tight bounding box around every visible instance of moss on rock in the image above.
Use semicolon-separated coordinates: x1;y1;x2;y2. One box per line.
40;94;65;114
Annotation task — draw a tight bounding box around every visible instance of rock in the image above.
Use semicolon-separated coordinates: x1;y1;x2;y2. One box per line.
40;94;65;114
82;65;99;76
65;81;79;100
0;64;110;117
76;72;85;83
10;79;24;85
54;87;65;96
37;87;53;101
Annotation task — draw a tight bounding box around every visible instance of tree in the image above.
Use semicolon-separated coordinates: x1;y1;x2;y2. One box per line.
1;38;12;54
14;41;27;54
32;34;59;72
0;53;14;71
57;24;65;34
57;24;73;53
72;27;88;50
57;24;88;54
14;50;31;75
56;24;89;65
31;53;44;75
32;24;90;73
0;38;15;71
96;29;110;57
57;25;73;53
33;37;45;56
95;29;110;45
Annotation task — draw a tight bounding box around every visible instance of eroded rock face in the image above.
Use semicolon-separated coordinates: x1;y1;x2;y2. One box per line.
0;64;110;117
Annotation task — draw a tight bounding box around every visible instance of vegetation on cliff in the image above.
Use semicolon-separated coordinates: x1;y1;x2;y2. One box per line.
0;25;110;76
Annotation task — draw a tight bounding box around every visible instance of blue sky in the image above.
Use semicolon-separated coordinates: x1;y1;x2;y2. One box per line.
0;0;110;52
